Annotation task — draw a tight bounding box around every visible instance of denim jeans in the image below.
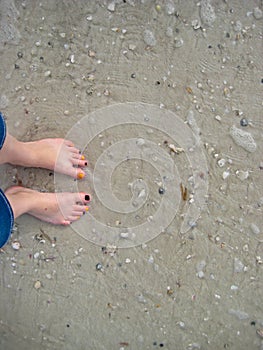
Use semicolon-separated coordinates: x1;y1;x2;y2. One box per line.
0;112;14;247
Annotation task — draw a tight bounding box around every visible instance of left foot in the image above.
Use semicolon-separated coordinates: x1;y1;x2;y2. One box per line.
0;134;87;179
5;186;91;225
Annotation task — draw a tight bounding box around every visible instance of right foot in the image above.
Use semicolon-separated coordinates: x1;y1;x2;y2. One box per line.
5;186;91;225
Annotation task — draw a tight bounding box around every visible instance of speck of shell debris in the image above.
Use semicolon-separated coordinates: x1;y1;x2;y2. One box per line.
159;187;165;195
143;29;156;47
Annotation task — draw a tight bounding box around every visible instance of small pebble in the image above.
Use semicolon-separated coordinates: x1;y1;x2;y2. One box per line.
174;37;184;48
131;73;136;78
120;232;129;239
222;170;230;180
17;52;23;58
34;280;42;290
253;7;263;19
11;241;21;250
230;285;239;291
69;54;75;63
228;309;249;320
250;223;260;235
229;125;257;153
88;50;96;57
143;29;156;47
44;70;51;77
243;244;249;252
234;258;244;273
233;20;242;32
236;170;249;181
107;2;115;12
34;252;40;259
178;321;185;329
192;19;201;30
165;1;175;15
148;255;154;264
197;271;205;279
159;187;165;195
240;118;248;127
128;44;136;51
96;263;103;271
217;159;226;167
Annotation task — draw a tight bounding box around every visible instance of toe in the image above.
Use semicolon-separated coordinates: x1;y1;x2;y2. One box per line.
62;220;71;225
77;171;85;180
71;149;83;157
64;140;75;147
73;204;87;213
72;158;88;167
68;215;81;222
78;192;91;203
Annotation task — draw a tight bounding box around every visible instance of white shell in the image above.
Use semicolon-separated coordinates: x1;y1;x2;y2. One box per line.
34;280;42;290
11;241;21;250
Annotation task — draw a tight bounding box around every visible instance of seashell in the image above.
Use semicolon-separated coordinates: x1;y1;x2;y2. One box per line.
11;241;21;250
34;280;42;290
192;19;201;30
88;50;96;57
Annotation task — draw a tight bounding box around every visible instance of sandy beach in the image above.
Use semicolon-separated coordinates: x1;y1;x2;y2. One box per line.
0;1;262;349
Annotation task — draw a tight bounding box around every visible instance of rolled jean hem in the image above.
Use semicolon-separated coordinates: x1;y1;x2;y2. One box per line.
0;189;14;248
0;111;7;150
0;112;13;247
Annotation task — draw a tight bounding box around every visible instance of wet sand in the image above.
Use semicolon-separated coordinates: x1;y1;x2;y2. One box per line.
0;1;263;349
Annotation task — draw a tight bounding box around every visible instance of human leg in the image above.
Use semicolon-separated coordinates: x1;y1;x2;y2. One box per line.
0;112;91;248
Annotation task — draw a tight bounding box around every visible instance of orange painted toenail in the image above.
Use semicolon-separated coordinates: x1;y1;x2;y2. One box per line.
81;155;85;160
78;172;85;179
85;207;89;212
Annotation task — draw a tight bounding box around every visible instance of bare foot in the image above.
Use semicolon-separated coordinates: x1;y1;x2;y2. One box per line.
0;133;87;179
5;186;91;225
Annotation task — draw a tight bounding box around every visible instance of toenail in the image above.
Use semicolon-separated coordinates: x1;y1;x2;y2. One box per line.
78;172;85;179
85;207;89;212
81;155;85;160
85;194;90;201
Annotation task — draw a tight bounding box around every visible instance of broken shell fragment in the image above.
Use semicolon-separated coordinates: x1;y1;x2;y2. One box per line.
168;144;184;154
192;19;201;30
88;50;96;57
34;280;42;290
11;241;21;250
